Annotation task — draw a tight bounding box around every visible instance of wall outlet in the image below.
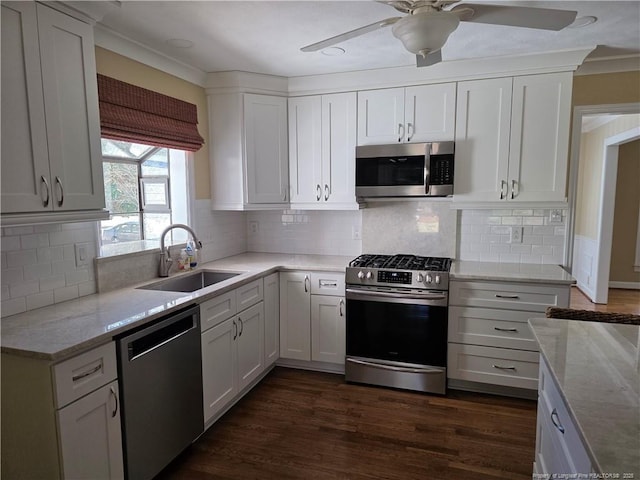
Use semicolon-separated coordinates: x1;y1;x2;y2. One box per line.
352;226;361;240
74;243;90;267
509;226;523;244
249;221;259;234
549;209;563;224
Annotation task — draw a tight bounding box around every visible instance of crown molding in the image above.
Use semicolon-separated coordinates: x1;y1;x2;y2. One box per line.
574;54;640;76
204;71;288;96
94;25;207;87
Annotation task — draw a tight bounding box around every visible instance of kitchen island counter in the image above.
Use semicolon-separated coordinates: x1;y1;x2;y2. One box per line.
529;318;639;476
1;252;351;361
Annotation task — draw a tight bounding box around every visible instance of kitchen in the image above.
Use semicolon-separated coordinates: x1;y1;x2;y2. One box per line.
2;1;640;479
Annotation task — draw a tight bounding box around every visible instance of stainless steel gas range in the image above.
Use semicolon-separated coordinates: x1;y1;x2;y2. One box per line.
345;254;452;395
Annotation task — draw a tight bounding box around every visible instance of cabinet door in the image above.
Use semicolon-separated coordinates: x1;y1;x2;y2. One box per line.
244;94;289;204
201;318;237;424
1;2;51;213
279;272;311;361
454;78;512;202
357;88;405;145
289;96;322;204
405;83;456;142
508;73;572;202
236;302;265;391
264;272;280;368
321;92;357;205
37;4;104;211
311;295;345;365
57;381;124;480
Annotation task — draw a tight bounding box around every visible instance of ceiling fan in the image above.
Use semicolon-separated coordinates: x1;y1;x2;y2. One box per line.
301;0;578;67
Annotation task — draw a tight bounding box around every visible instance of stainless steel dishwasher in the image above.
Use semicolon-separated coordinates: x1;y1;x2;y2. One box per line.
117;305;203;480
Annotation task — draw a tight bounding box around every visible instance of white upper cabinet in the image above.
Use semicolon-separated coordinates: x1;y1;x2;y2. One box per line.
454;72;572;203
357;83;456;145
288;92;357;209
210;93;289;210
1;2;105;220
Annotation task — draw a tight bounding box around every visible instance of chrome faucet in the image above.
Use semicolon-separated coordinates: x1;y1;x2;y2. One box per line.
159;223;203;277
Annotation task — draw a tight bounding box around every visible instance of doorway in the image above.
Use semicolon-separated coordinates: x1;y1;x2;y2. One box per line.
566;103;640;304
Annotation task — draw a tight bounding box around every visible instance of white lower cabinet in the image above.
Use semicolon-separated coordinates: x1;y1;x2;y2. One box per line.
448;279;570;392
57;381;124;480
280;271;345;366
200;278;266;425
1;341;123;479
264;272;280;368
535;356;592;475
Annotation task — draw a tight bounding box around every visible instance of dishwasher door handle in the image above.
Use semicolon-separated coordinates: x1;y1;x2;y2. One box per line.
123;306;199;362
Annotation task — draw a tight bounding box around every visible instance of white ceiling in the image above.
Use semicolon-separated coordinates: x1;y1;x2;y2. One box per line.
95;1;640;78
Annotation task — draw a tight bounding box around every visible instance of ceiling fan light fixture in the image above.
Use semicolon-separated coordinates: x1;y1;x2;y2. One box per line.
391;11;459;55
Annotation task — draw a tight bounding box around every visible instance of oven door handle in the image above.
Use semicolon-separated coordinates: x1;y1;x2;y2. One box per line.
347;358;444;374
345;288;446;302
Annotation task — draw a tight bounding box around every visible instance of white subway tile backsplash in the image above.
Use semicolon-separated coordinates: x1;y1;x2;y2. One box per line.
458;208;567;265
1;221;98;317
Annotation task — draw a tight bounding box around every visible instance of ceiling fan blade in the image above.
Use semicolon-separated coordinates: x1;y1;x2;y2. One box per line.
451;3;577;31
416;49;442;67
301;17;401;52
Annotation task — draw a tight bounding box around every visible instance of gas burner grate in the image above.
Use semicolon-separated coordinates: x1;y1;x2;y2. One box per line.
349;254;452;272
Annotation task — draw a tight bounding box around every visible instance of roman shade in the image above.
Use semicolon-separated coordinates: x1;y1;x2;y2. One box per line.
97;74;204;152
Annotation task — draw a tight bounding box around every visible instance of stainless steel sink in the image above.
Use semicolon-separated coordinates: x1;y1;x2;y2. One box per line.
137;270;241;293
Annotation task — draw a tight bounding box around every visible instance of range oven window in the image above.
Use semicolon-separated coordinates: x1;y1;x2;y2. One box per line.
346;298;447;367
356;155;425;187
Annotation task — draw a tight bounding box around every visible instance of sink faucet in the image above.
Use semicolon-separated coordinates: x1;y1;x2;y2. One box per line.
159;223;203;277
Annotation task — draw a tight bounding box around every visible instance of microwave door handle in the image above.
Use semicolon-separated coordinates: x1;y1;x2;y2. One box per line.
424;156;430;195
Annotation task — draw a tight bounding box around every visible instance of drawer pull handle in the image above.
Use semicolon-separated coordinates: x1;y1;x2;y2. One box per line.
339;299;344;317
550;408;565;434
72;364;102;382
495;294;520;299
494;327;518;332
492;364;517;371
304;275;310;293
320;281;338;287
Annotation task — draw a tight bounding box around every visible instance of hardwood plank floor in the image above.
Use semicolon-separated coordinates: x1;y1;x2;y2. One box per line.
571;287;640;314
158;368;537;480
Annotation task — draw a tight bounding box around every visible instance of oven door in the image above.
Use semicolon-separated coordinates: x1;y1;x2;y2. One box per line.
345;288;447;367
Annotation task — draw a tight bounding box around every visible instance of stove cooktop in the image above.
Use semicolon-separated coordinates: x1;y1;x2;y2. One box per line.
349;254;452;272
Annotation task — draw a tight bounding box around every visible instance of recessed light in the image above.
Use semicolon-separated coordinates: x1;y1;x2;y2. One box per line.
166;38;194;48
568;16;597;28
321;47;346;56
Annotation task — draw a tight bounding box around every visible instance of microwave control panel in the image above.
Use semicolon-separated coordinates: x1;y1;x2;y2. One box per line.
430;154;454;185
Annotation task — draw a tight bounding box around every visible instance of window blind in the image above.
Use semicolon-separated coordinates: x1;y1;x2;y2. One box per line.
97;74;204;152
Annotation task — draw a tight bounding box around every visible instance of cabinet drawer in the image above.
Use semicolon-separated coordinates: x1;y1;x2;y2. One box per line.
310;272;345;296
447;343;539;390
450;281;569;312
53;342;117;408
200;291;237;332
237;278;264;312
538;357;591;473
448;306;538;351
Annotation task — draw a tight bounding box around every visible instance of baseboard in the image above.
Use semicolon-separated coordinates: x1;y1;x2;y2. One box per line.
276;358;345;375
609;281;640;290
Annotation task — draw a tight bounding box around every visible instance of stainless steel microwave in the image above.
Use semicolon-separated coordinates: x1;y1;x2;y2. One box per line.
355;142;454;197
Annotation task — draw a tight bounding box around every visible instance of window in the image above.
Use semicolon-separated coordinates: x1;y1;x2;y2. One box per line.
99;139;189;253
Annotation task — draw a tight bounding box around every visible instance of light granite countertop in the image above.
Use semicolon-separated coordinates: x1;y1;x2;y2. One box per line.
529;318;640;475
451;260;575;284
1;253;352;362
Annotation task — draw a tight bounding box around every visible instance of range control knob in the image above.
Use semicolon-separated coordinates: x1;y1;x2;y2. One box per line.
366;271;373;280
357;271;365;280
417;273;424;283
435;275;441;285
426;274;433;284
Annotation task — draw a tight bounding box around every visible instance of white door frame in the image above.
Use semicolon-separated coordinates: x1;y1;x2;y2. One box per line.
565;102;640;304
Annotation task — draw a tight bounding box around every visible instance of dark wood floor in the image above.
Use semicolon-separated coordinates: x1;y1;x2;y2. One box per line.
570;287;640;314
158;368;537;480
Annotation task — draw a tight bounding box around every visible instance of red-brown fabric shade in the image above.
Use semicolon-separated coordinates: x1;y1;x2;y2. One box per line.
97;74;204;152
